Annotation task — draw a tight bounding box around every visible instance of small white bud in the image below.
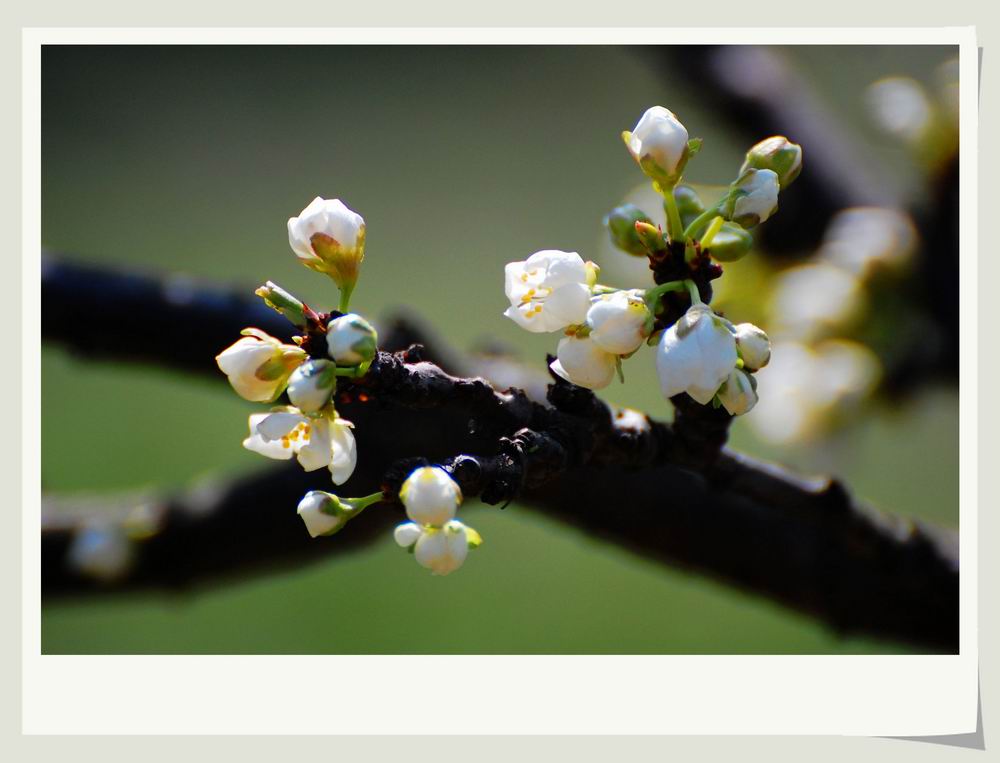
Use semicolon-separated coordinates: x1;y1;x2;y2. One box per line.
399;466;462;526
717;368;758;416
215;329;306;402
734;323;771;371
549;335;618;390
287;359;336;412
655;305;738;404
297;491;346;538
326;313;378;367
504;250;593;333
731;169;780;227
625;106;690;185
586;289;653;355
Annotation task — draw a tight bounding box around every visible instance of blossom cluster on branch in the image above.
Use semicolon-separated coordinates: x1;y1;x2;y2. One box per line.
210;105;802;578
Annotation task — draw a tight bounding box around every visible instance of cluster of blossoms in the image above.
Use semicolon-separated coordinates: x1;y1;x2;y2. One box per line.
216;196;482;575
504;106;802;416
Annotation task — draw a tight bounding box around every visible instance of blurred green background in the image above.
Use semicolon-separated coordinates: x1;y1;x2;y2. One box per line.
41;45;957;654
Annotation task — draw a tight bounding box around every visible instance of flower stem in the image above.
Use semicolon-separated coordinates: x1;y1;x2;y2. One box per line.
685;279;703;305
662;186;685;245
337;283;355;314
643;280;687;310
683;204;723;240
347;492;384;515
698;215;725;249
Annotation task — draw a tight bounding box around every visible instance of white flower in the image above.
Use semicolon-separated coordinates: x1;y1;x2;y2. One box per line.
655;304;738;404
399;466;462;526
297;491;346;538
586;289;652;355
215;329;306;402
394;519;481;576
286;359;336;413
626;106;690;182
731;169;780;227
734;323;771;371
550;335;618;390
504;250;594;333
327;313;378;366
243;409;357;484
287;196;366;289
717;369;758;416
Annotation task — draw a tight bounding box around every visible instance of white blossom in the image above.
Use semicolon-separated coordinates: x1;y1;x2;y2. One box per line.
243;409;357;484
394;519;481;576
297;491;345;538
504;250;594;333
655;304;738;404
326;313;378;366
586;289;652;355
731;169;780;227
215;329;306;402
286;359;336;413
550;334;618;390
717;369;758;416
626;106;690;181
734;323;771;371
399;466;462;526
287;196;366;289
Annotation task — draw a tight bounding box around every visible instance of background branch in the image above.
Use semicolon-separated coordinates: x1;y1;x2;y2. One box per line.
41;257;959;650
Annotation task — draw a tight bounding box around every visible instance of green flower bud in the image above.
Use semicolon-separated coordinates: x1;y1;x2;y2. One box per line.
703;221;753;262
604;204;654;256
740;136;803;189
672;184;705;228
634;221;667;253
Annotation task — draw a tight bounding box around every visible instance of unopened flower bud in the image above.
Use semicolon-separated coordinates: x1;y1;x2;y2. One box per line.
287;196;366;297
550;335;618;390
717;368;758;416
216;329;307;402
734;323;771;371
605;203;654;256
672;184;705;227
634;221;667;252
740;136;803;189
586;289;653;355
728;169;780;228
297;490;351;538
703;221;753;262
624;106;691;187
326;313;378;367
254;281;308;328
400;466;462;526
287;359;336;412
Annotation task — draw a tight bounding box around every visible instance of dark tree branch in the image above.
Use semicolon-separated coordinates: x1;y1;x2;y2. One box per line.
40;258;958;650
